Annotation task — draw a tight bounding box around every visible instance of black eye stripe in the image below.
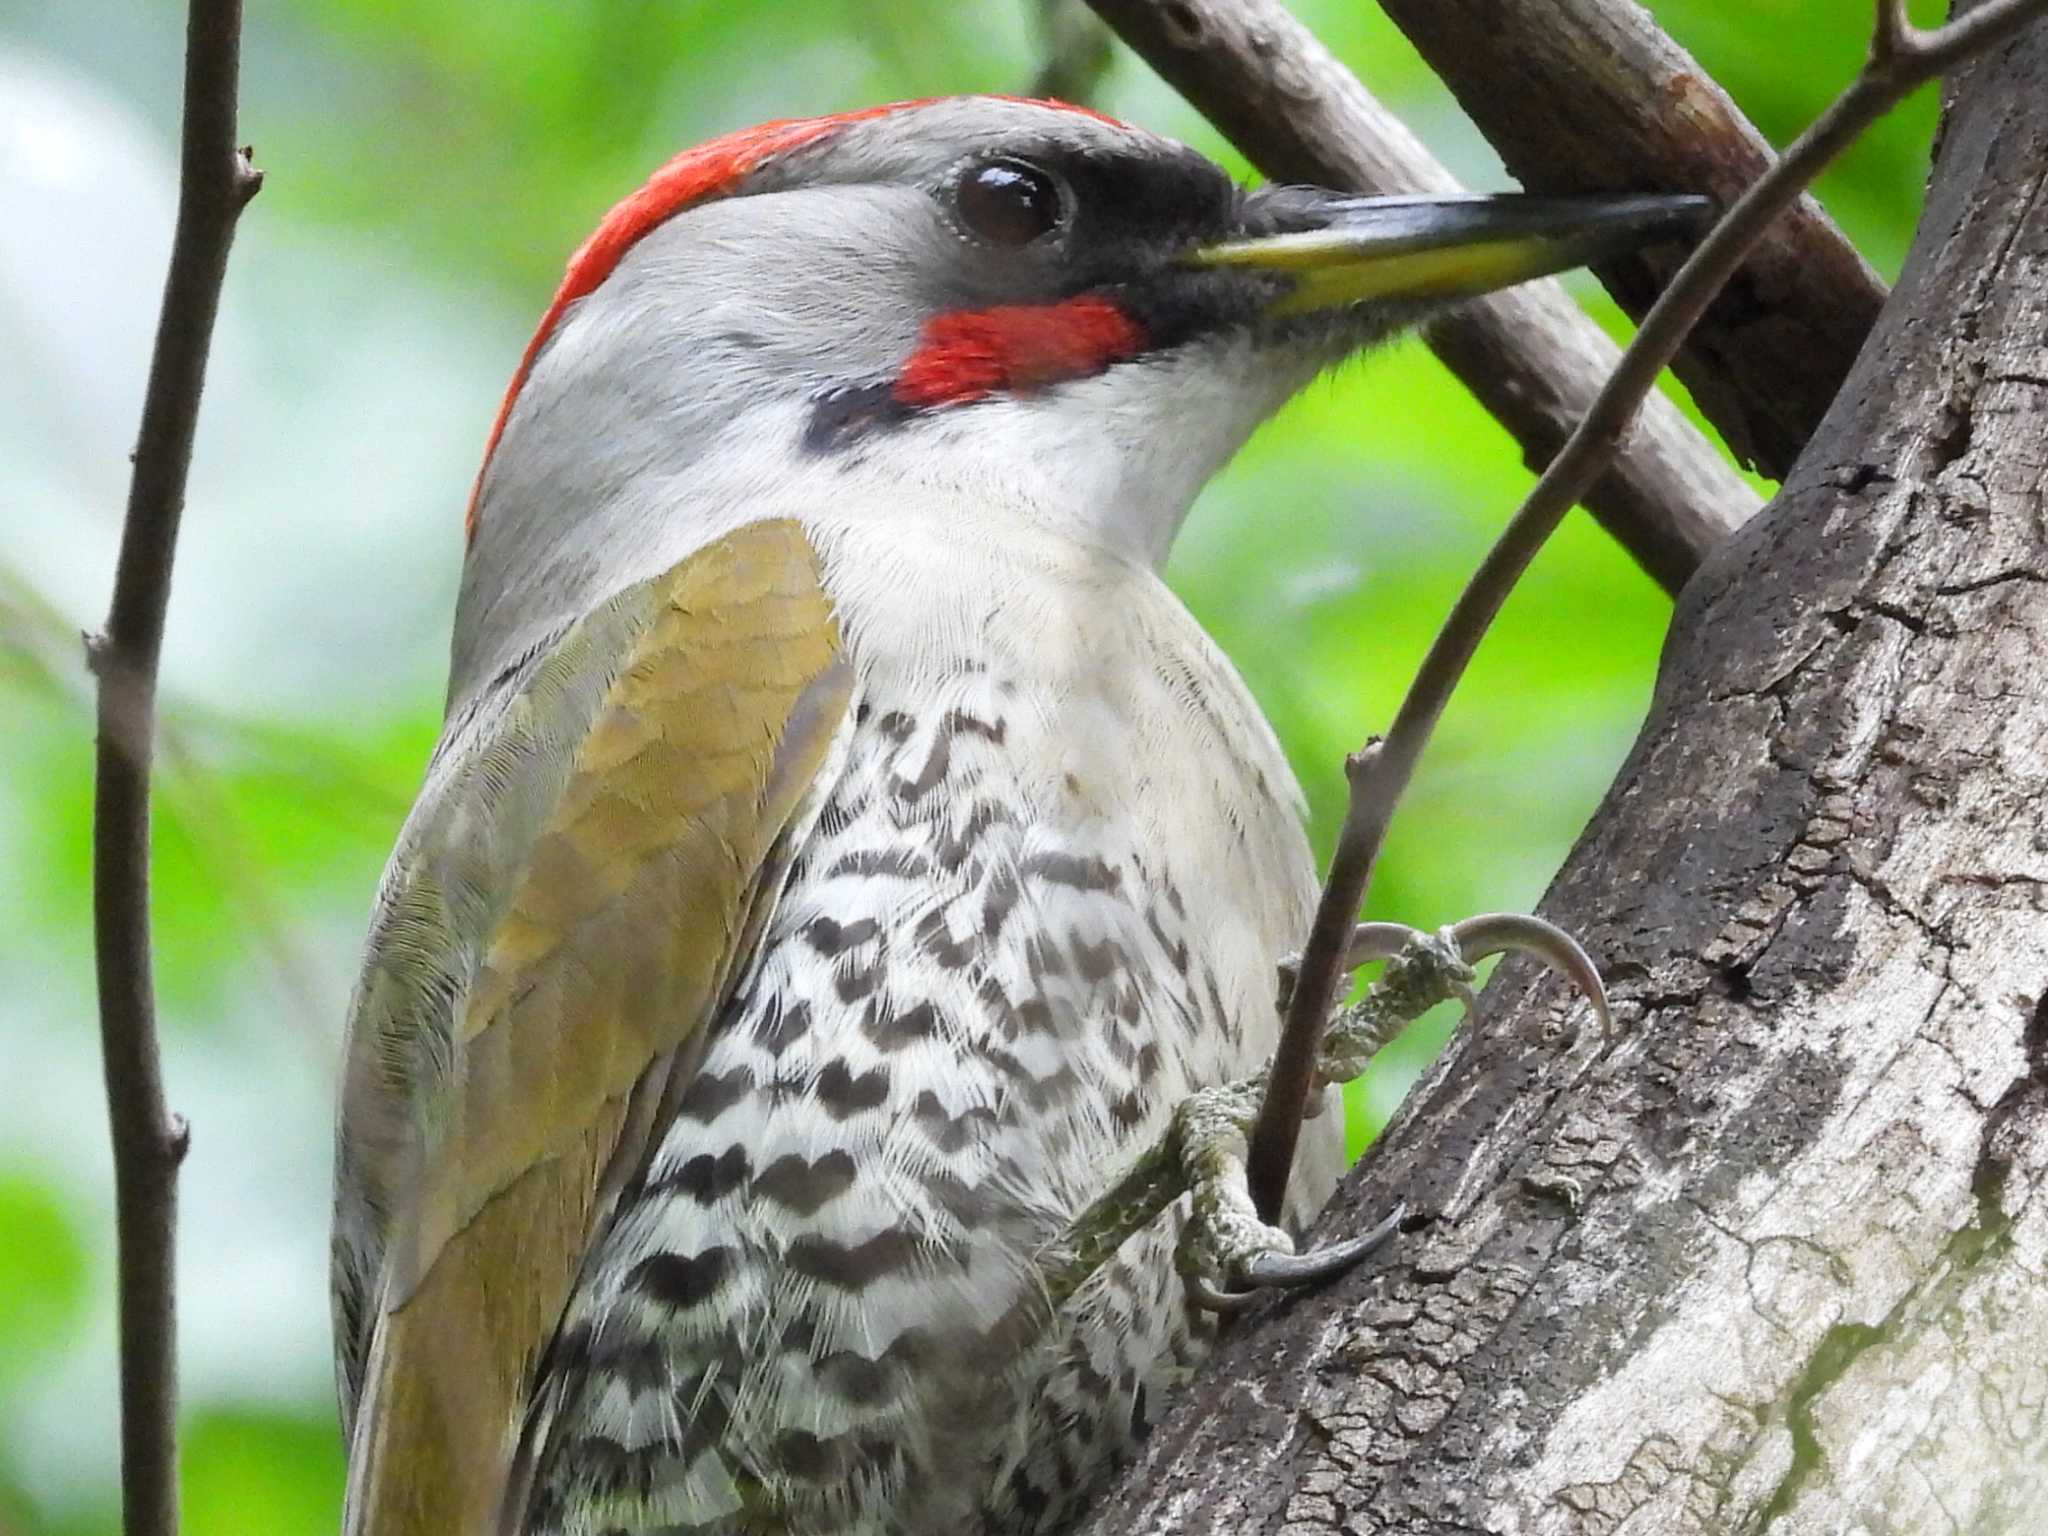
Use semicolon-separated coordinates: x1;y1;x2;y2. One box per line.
955;158;1066;247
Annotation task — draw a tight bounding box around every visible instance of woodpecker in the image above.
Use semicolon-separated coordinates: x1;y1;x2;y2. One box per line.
333;94;1700;1536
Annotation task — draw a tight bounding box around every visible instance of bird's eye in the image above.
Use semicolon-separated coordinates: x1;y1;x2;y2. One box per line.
955;158;1066;247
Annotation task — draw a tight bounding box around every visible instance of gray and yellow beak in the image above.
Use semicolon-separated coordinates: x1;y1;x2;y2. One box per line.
1195;190;1713;314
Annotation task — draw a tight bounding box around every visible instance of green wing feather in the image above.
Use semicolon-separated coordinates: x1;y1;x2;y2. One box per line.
334;519;850;1535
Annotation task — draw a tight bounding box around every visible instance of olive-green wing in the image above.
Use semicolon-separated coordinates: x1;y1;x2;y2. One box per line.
334;519;851;1536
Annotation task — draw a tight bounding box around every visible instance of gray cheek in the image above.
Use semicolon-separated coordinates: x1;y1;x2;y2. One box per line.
621;183;950;391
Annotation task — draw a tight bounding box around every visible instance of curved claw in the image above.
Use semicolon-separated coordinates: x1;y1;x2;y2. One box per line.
1339;921;1433;972
1241;1200;1406;1288
1186;1275;1264;1315
1448;912;1612;1037
1191;1202;1409;1313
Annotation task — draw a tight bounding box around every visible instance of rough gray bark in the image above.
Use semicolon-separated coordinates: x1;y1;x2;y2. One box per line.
1081;20;2048;1536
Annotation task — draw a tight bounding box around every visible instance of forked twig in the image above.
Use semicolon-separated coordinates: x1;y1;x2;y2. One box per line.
1245;0;2048;1222
89;3;260;1532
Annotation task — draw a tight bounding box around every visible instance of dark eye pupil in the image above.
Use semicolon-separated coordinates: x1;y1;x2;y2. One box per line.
957;159;1063;246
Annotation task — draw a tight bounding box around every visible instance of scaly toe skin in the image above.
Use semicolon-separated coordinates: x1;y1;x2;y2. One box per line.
1279;920;1437;1012
1314;914;1611;1091
1170;1075;1300;1311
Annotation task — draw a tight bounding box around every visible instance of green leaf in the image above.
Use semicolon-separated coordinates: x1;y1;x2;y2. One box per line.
182;1405;346;1536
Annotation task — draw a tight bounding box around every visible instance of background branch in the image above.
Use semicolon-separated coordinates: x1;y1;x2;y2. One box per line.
1374;0;1890;479
89;2;259;1533
1085;0;1760;593
1031;0;1117;104
1246;0;2048;1225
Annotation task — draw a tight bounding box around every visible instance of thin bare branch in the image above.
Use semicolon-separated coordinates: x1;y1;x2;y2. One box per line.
90;1;259;1532
1084;0;1758;594
1874;0;1913;59
1882;0;2048;67
1245;0;2048;1222
1373;0;1889;479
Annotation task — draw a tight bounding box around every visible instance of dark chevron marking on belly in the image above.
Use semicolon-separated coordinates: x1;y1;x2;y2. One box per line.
750;1150;858;1214
627;1247;731;1310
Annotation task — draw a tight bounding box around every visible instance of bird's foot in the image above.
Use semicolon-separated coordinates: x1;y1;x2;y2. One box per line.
1170;1071;1407;1313
1288;912;1612;1094
1038;916;1608;1318
1181;913;1610;1313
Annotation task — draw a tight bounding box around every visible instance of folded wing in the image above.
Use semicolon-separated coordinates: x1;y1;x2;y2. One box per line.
333;518;851;1535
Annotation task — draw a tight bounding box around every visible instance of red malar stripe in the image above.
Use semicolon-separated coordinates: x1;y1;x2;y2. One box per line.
466;95;1125;540
894;296;1146;408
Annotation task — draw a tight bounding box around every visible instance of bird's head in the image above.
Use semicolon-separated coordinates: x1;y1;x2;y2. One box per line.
453;95;1702;695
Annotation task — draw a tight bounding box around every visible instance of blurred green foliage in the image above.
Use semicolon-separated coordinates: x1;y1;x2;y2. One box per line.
0;0;1942;1530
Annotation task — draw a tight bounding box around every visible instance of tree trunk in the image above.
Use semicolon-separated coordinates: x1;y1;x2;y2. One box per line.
1080;22;2048;1536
